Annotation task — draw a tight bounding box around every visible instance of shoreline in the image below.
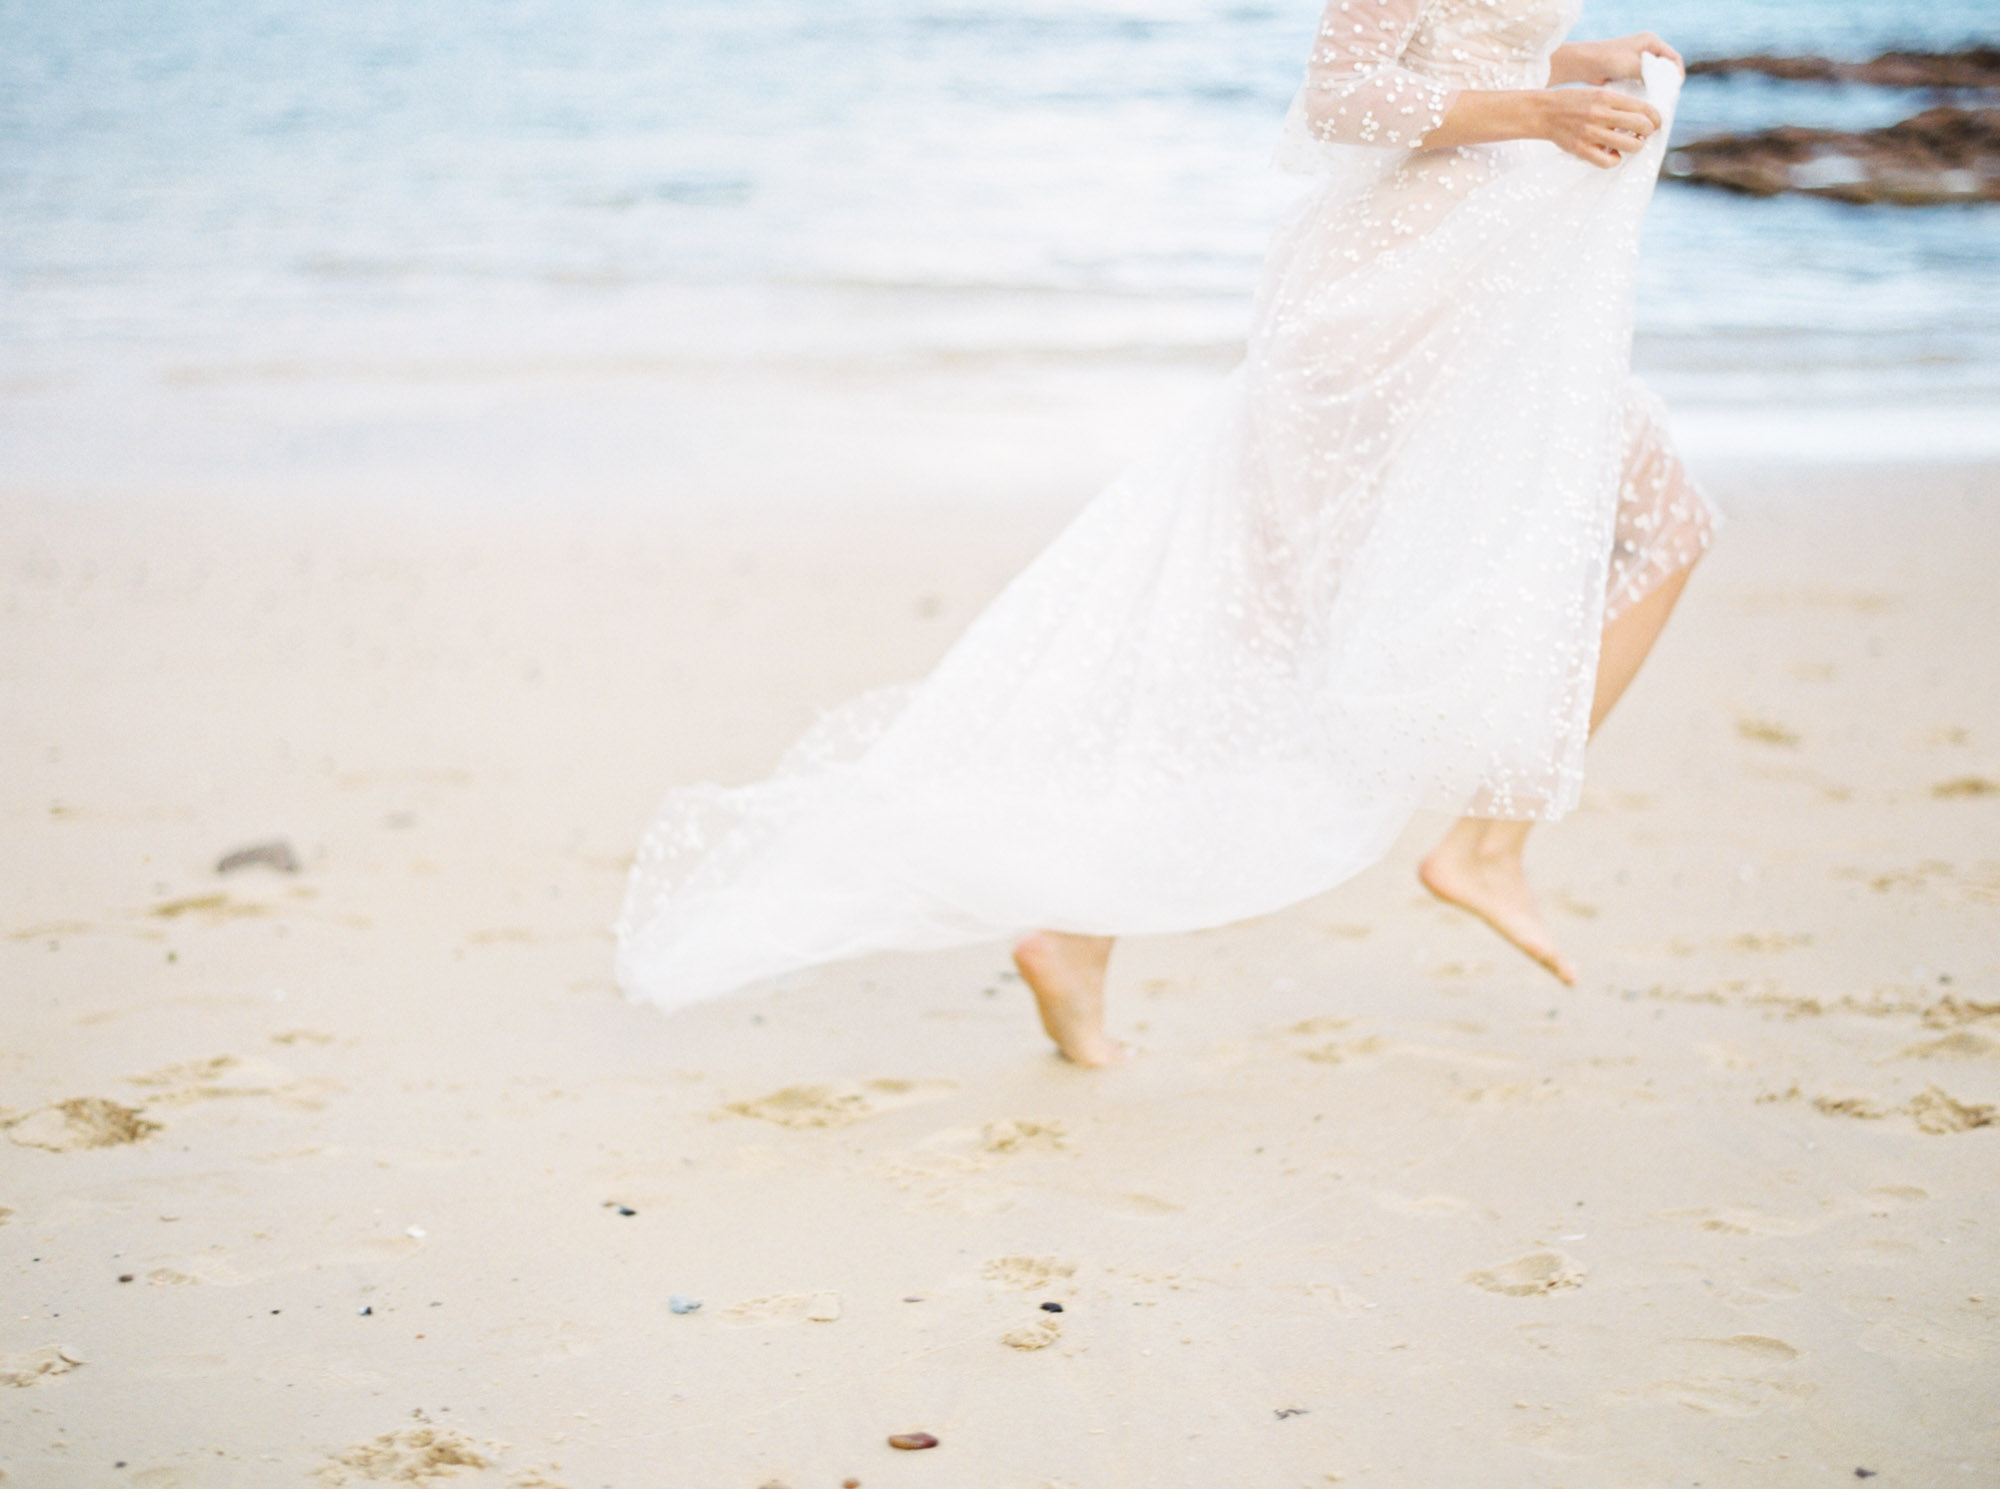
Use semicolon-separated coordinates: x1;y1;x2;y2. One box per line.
7;354;2000;527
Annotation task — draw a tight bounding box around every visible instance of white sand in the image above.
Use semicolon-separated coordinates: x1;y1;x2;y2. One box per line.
3;375;1998;1486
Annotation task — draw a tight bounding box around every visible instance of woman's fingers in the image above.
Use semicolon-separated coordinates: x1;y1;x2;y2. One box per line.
1584;129;1636;161
1635;32;1684;69
1596;93;1661;135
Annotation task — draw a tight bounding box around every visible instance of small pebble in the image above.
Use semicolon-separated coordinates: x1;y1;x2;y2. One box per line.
616;1206;636;1217
118;1274;134;1284
358;1305;373;1316
843;1480;861;1488
1039;1301;1063;1313
887;1432;938;1451
1855;1472;1877;1481
668;1295;702;1314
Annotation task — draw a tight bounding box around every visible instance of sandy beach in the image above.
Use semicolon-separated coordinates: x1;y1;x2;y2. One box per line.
3;365;1998;1485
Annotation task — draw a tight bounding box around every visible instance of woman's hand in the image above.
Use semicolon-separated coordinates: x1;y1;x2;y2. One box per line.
1533;87;1663;169
1550;33;1683;87
1420;31;1677;163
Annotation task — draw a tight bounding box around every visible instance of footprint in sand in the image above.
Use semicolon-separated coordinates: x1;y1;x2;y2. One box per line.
1666;1204;1818;1238
1101;1191;1185;1217
1900;1029;2000;1061
1300;1034;1518;1073
1735;716;1801;747
983;1255;1077;1290
1634;1375;1811;1418
127;1054;339;1111
1809;1090;1895;1121
1864;1184;1929;1211
1297;1036;1385;1066
1907;1086;1996;1134
880;1118;1071;1189
1371;1190;1495;1221
1932;775;1999;798
1466;1251;1585;1297
1715;1277;1804;1306
1287;1015;1356;1036
5;1097;159;1152
316;1427;495;1486
1676;1334;1801;1362
977;1117;1068;1155
1000;1317;1062;1351
0;1346;85;1388
723;1078;956;1129
1767;1084;1996;1133
1727;932;1813;953
1922;994;2000;1028
719;1292;842;1326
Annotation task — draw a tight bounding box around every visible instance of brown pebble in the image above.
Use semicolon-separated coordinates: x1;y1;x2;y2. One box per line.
118;1274;134;1283
843;1481;861;1488
887;1433;938;1451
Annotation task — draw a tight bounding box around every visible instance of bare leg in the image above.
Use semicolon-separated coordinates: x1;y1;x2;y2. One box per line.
1012;931;1124;1066
1419;565;1694;982
1590;566;1690;734
1019;566;1698;1045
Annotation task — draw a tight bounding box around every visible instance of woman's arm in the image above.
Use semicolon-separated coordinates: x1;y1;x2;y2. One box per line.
1420;86;1662;169
1421;33;1681;168
1294;0;1458;150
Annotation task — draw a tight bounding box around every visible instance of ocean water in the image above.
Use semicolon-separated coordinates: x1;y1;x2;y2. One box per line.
3;0;1997;486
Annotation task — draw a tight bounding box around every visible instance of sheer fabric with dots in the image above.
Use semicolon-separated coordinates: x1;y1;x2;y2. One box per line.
618;2;1713;1011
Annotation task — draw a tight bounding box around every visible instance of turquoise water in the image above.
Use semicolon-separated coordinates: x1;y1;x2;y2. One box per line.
2;0;1997;461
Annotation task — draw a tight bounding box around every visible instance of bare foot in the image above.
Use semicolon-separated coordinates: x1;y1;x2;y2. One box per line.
1012;931;1125;1066
1418;823;1578;985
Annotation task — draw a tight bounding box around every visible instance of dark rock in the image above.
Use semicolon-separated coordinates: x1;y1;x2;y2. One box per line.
215;839;301;875
1688;46;2000;91
1039;1301;1064;1313
1666;108;2000;205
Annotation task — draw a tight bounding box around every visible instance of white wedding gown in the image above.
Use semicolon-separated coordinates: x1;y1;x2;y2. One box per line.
617;0;1716;1011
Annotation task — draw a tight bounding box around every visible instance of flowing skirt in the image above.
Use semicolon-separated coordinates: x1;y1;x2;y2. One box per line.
617;56;1713;1011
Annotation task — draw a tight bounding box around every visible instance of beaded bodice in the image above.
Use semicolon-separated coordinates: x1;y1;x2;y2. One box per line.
1401;0;1581;90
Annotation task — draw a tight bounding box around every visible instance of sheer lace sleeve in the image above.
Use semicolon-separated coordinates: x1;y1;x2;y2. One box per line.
1295;0;1459;149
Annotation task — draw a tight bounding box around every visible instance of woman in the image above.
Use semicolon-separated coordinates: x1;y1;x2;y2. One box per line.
618;0;1716;1067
